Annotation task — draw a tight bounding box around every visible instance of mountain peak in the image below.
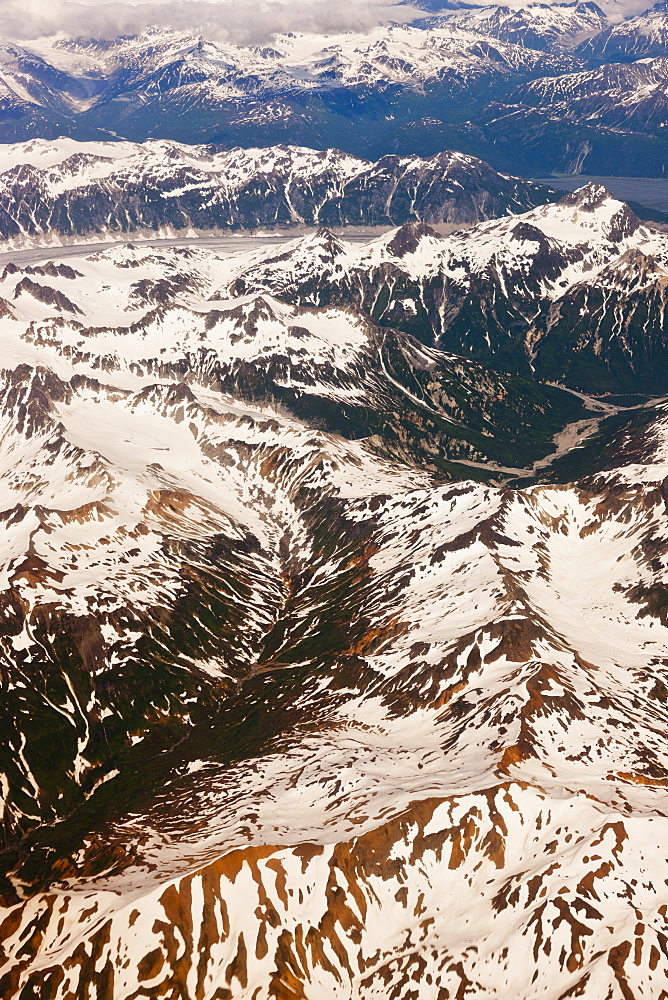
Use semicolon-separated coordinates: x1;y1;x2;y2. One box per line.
386;221;443;258
313;226;340;241
306;227;348;256
555;183;642;239
557;182;616;211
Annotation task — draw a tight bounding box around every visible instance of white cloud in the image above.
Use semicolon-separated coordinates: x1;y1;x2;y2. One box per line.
0;0;425;44
0;0;655;44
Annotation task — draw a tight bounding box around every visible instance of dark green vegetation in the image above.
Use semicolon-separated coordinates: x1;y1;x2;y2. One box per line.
513;401;667;485
256;331;592;476
201;298;593;476
0;478;427;900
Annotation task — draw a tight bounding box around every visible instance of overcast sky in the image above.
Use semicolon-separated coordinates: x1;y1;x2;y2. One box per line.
1;0;419;43
0;0;654;44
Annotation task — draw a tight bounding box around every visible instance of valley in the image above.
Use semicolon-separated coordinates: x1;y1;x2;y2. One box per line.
0;232;387;267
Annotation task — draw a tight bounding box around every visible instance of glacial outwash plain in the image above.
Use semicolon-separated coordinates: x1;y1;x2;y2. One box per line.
2;2;668;998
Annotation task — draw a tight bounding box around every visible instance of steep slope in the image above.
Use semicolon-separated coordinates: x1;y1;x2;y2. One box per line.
460;100;668;177
48;23;574;112
578;0;668;59
0;138;554;247
0;239;668;998
0;43;96;115
0;78;87;145
0;42;109;143
218;185;668;392
511;55;668;134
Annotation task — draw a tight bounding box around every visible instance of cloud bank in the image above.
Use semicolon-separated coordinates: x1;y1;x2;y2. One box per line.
0;0;656;44
0;0;424;44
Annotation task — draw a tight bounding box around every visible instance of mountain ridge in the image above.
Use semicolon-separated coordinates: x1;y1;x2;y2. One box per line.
0;138;556;248
0;15;650;175
215;184;668;392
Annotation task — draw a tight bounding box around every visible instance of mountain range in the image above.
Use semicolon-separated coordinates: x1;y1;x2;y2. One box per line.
217;183;668;392
1;184;668;997
3;2;668;175
0;137;554;246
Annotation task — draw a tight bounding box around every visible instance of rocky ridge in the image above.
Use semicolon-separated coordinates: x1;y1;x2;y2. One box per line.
578;0;668;59
436;1;609;51
0;138;554;247
216;184;668;392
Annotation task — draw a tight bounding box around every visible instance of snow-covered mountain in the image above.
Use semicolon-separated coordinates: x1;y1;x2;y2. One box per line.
44;22;568;95
0;138;554;247
214;184;668;392
0;235;591;846
3;9;668;174
1;213;668;996
1;23;574;141
511;54;668;134
437;1;609;51
0;23;583;169
578;0;668;58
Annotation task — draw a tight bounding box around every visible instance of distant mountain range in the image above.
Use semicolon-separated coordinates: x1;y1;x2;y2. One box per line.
578;0;668;58
426;0;609;49
3;3;668;175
